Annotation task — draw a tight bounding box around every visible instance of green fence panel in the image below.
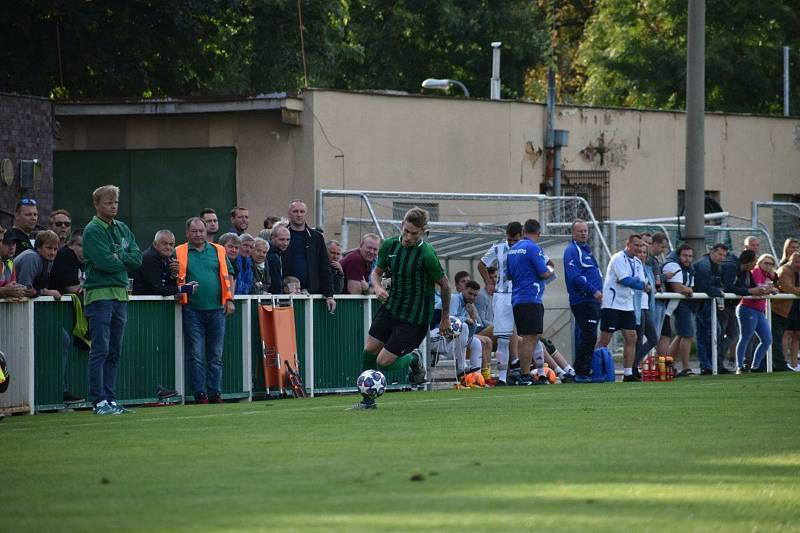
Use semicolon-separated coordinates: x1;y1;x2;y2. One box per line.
312;298;409;392
311;298;364;392
293;299;306;379
182;306;247;400
116;300;178;404
34;299;178;410
33;301;90;410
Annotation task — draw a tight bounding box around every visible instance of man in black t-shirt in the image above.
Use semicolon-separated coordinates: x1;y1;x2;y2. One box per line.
49;229;84;295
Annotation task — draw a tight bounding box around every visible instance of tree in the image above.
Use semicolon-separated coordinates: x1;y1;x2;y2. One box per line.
575;0;800;113
336;0;549;98
0;0;242;98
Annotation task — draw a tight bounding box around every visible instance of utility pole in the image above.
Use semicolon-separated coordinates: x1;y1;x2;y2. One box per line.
784;46;790;117
685;0;706;257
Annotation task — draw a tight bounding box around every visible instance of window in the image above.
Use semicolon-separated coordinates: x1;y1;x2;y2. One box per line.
677;190;721;217
561;170;610;221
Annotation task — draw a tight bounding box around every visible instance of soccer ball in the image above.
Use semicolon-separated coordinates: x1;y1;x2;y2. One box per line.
448;316;463;338
431;316;463;343
357;370;386;399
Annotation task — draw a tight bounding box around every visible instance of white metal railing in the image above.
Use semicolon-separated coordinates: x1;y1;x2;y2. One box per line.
2;290;797;413
654;292;800;374
0;294;390;413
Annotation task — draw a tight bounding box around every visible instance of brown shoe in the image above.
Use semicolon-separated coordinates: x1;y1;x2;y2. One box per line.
195;394;209;404
209;393;223;404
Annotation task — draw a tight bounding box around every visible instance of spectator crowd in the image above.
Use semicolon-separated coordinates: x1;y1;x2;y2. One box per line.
1;189;798;411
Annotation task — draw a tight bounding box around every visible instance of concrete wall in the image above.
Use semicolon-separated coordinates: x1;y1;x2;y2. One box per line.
0;94;55;228
57;110;313;228
306;89;800;223
56;90;800;242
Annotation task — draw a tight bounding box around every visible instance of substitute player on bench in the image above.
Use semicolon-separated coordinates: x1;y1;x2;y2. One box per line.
350;207;452;410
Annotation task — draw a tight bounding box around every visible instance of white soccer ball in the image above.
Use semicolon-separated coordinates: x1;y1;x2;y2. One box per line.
431;316;463;344
357;369;386;399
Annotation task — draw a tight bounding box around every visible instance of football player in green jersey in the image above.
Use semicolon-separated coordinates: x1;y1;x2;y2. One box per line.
349;207;452;409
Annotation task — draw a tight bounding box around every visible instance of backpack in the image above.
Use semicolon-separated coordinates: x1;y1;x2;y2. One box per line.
591;347;616;383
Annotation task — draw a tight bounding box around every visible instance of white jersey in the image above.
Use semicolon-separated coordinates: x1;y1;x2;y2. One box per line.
602;250;644;311
662;262;693;287
481;241;513;294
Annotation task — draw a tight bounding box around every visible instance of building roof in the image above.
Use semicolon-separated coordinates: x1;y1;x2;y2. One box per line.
55;93;302;116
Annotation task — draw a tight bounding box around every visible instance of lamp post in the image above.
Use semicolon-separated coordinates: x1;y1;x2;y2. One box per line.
421;78;470;97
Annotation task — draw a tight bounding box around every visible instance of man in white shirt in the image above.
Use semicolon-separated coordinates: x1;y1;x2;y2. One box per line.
596;234;650;381
663;244;696;376
477;221;522;385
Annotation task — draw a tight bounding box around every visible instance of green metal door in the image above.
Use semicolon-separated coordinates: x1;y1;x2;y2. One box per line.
54;148;237;247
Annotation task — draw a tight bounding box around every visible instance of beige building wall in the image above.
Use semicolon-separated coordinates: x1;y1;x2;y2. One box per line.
56;90;799;242
306;89;800;226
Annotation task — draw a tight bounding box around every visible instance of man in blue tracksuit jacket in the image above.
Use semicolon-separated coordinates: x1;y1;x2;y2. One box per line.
563;219;604;380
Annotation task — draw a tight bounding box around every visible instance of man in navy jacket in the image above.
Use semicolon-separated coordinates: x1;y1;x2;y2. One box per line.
563;219;604;381
693;243;728;374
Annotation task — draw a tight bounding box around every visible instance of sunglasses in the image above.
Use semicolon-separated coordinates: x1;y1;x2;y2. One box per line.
52;221;71;227
762;262;775;267
18;198;37;206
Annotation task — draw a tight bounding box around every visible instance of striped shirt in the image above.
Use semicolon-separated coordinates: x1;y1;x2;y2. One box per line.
481;241;513;293
377;236;445;325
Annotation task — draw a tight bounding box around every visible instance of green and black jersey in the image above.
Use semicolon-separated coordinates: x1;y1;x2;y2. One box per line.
377;236;445;325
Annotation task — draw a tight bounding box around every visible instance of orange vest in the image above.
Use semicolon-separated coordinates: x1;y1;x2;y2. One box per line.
175;242;233;306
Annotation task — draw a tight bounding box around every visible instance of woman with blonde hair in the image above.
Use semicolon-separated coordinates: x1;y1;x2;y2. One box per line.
735;254;778;372
773;250;800;371
779;237;799;267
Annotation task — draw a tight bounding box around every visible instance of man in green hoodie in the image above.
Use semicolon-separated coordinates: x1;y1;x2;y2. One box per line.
83;185;142;415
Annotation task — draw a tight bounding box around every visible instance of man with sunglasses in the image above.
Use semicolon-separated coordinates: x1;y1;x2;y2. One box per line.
6;198;38;258
49;209;73;246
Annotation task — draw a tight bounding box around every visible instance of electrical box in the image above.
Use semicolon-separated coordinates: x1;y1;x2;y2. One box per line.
20;159;41;189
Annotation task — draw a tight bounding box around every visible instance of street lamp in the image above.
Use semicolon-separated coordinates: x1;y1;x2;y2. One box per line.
421;78;470;97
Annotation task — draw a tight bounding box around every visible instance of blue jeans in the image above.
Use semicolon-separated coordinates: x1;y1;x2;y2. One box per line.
736;305;771;369
634;309;658;367
183;307;226;398
85;299;128;405
718;307;739;362
695;300;717;371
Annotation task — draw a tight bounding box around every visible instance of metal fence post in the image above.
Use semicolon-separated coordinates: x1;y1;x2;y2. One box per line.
766;299;773;373
305;296;315;397
711;298;718;375
243;296;253;401
174;303;185;404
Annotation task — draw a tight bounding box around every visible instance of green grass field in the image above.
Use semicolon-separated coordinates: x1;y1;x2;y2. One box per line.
5;374;800;532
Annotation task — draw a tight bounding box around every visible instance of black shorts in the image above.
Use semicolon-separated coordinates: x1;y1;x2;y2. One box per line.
600;308;636;332
788;301;800;331
512;303;544;335
661;314;672;337
369;306;428;357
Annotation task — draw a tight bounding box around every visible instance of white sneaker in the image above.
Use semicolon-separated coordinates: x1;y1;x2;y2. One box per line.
789;364;800;372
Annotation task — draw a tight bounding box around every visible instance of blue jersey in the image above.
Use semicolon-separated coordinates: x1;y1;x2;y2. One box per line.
506;237;550;305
